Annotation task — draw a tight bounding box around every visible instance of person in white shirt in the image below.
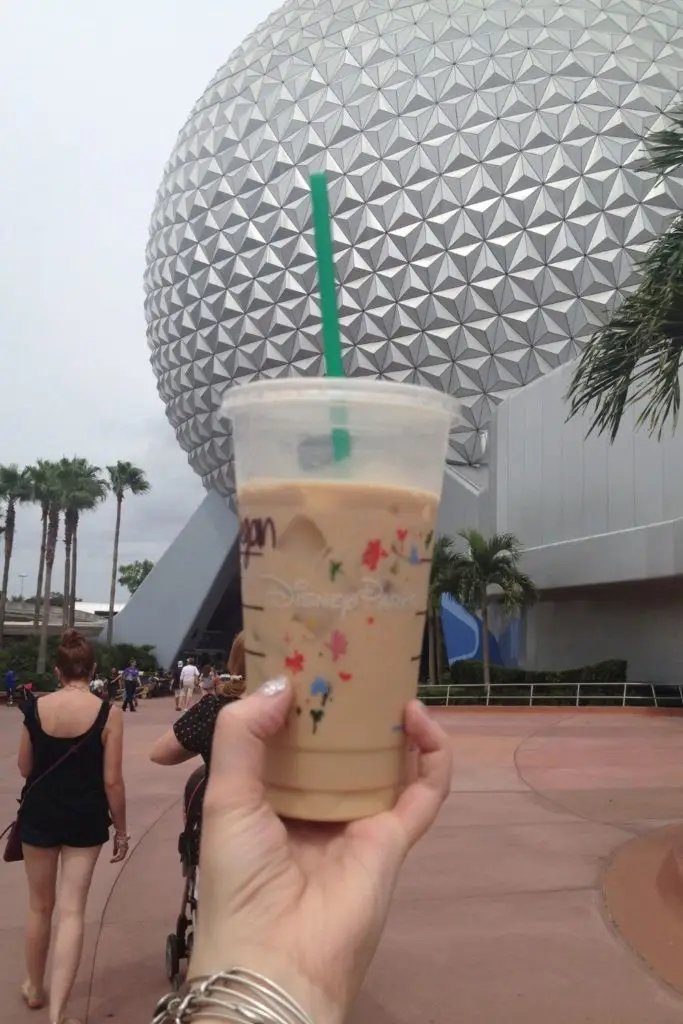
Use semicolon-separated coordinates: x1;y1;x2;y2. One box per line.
172;660;184;712
179;658;199;710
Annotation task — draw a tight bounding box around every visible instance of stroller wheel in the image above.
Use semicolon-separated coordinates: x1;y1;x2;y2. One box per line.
166;933;181;985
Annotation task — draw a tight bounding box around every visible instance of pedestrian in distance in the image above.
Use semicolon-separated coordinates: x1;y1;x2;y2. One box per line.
121;659;139;713
179;658;199;711
5;666;18;707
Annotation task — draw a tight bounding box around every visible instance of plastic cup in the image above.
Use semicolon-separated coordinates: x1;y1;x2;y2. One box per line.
222;377;460;821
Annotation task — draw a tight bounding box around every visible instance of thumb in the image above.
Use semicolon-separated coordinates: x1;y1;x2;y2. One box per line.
205;677;292;814
389;700;451;849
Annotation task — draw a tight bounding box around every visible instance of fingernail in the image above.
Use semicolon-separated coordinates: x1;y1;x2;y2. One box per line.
258;676;288;697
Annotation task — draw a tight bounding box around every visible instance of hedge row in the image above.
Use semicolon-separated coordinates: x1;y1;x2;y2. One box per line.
419;685;646;707
418;659;632;707
0;636;158;690
448;658;628;686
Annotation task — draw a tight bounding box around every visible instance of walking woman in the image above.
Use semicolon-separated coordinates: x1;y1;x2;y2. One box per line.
199;663;216;697
16;629;129;1024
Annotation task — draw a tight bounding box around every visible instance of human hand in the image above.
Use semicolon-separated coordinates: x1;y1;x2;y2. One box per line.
111;830;130;863
191;678;452;1024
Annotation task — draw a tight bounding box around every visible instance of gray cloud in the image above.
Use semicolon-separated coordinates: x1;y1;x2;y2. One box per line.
0;0;279;601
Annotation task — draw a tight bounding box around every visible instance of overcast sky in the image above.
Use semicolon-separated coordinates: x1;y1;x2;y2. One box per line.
0;0;279;602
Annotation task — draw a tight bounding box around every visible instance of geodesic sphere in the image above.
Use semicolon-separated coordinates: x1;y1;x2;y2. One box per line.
145;0;683;498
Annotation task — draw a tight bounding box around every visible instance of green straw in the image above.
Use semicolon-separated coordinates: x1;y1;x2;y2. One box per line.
310;171;350;460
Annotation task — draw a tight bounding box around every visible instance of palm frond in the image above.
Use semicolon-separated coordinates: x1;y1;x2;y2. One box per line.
497;570;538;611
444;564;481;615
107;461;151;498
0;465;33;506
428;536;454;610
646;105;683;176
439;528;537;616
566;212;683;441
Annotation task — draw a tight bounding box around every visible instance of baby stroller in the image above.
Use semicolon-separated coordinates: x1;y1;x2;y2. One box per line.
165;764;206;987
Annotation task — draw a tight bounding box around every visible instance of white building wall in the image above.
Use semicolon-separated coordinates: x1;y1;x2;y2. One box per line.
525;592;683;685
482;361;683;683
489;362;683;589
437;465;484;536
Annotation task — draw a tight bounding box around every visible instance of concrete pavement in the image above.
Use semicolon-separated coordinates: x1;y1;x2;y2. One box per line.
1;701;683;1022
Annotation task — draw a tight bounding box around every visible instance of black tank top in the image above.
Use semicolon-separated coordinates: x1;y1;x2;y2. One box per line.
21;699;112;837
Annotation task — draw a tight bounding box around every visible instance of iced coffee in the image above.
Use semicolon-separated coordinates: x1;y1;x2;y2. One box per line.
239;479;439;820
222;377;459;822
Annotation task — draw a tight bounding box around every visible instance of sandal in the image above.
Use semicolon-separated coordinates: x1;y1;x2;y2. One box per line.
21;980;44;1009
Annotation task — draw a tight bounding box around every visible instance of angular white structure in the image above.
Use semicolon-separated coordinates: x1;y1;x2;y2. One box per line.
111;492;241;667
115;0;683;679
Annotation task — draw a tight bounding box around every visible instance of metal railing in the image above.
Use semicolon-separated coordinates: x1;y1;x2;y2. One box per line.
417;681;683;708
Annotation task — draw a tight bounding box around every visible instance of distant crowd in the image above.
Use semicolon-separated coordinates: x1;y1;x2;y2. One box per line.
2;652;244;711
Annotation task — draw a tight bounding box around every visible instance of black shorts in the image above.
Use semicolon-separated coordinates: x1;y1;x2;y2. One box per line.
20;821;110;849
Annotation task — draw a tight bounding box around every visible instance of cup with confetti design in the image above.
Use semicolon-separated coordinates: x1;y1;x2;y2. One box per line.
222;376;460;821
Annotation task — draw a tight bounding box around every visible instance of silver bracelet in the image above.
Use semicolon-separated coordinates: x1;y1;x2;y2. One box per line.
152;968;315;1024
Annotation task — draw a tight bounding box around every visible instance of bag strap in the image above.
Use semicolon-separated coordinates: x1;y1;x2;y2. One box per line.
18;703;107;811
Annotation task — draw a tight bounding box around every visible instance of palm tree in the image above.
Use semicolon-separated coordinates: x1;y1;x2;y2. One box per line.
28;460;55;632
427;536;457;686
118;558;155;595
105;462;150;646
444;530;537;701
0;464;32;647
67;472;109;628
58;458;108;627
37;464;64;675
567;103;683;440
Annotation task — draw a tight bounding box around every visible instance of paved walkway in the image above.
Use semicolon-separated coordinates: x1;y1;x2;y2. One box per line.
2;702;683;1022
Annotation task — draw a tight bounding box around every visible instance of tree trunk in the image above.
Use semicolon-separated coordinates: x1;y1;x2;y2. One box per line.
33;506;48;631
62;514;73;629
106;497;123;647
69;517;78;627
0;500;16;648
427;609;437;686
37;506;60;675
481;599;491;704
436;608;445;684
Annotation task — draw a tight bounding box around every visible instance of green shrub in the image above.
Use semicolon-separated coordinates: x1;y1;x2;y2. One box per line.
418;685;449;706
94;643;158;675
420;683;487;706
0;636;158;689
418;658;631;706
448;658;627;687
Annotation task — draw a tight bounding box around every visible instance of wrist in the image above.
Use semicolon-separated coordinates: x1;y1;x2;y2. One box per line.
188;950;344;1024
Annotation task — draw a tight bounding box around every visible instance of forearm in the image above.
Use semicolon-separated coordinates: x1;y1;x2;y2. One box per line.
105;781;127;833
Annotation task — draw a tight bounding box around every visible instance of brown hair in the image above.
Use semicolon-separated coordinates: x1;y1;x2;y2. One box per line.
201;664;212;678
218;676;246;699
227;630;245;679
55;628;96;682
